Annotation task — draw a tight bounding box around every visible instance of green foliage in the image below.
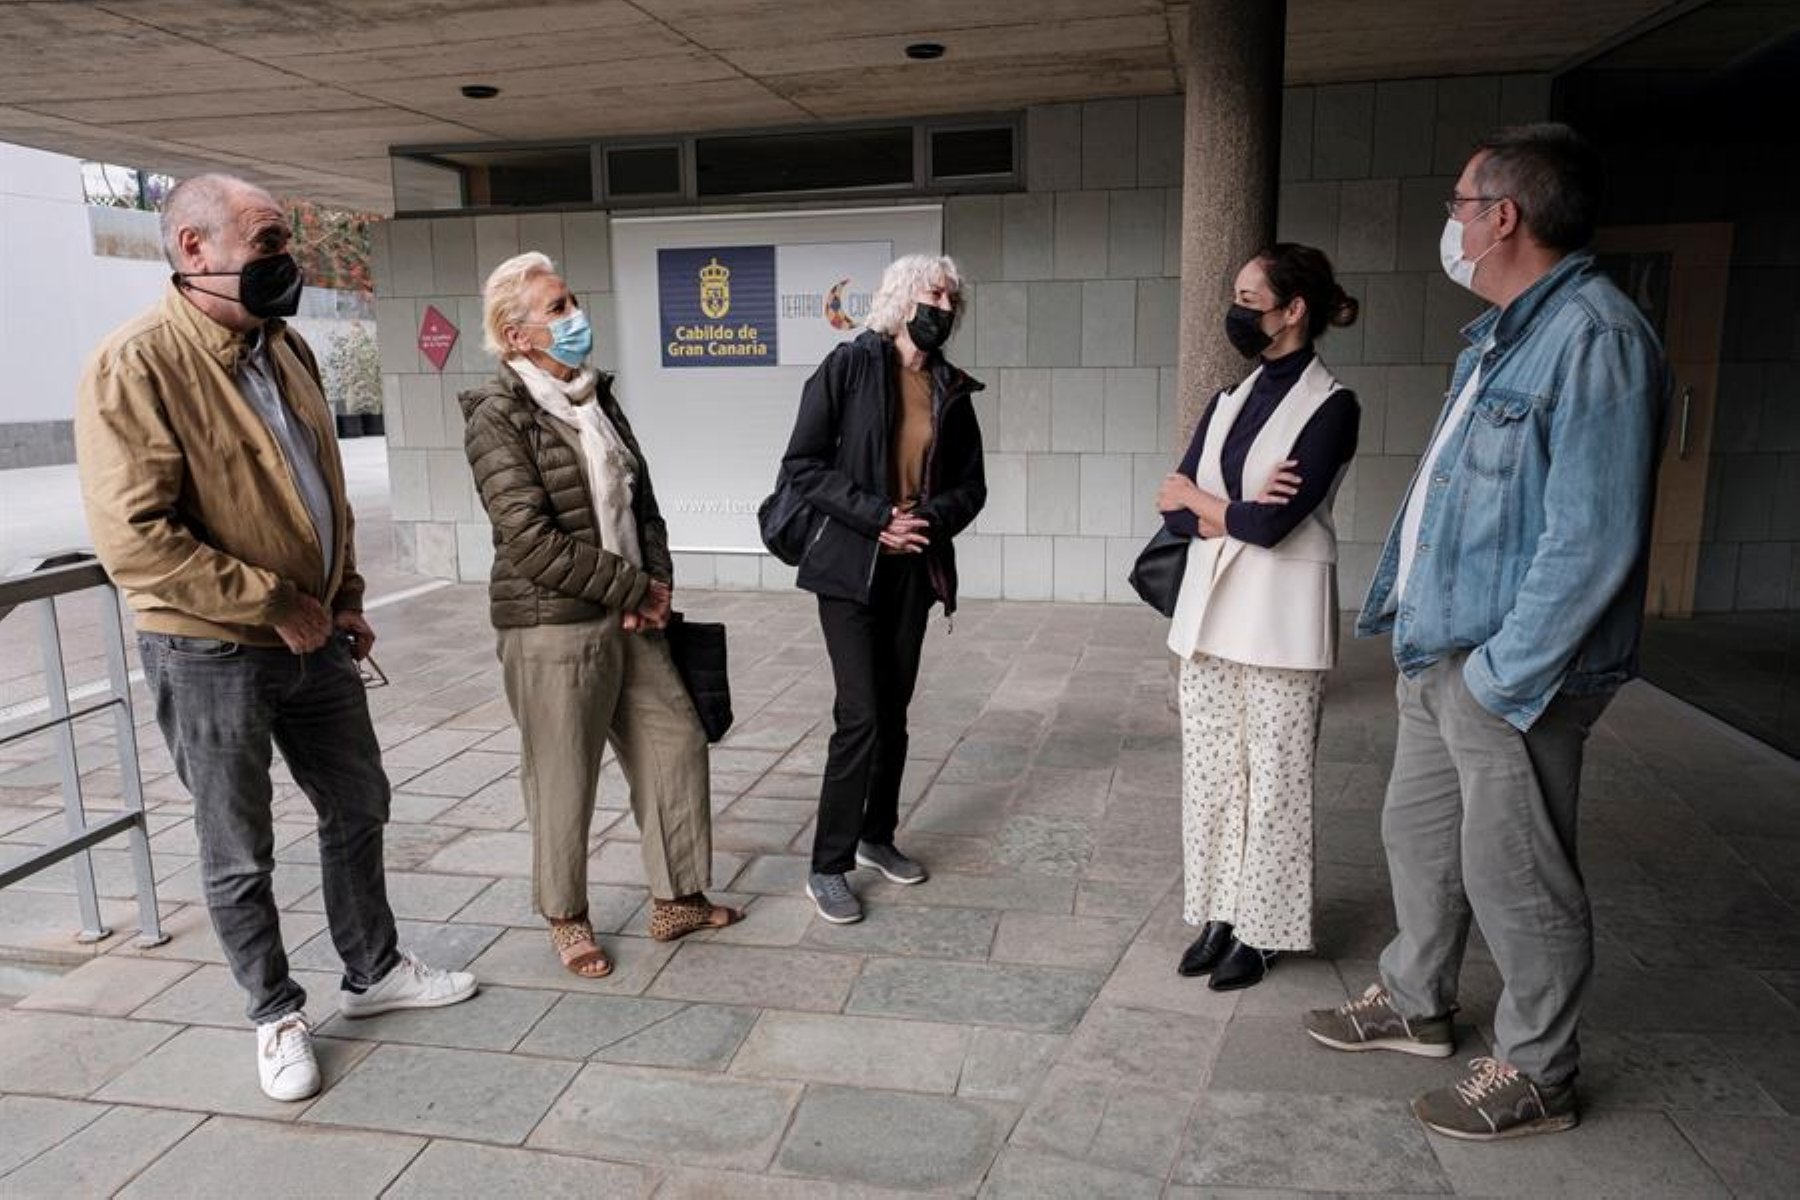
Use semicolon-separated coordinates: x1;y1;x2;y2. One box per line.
323;322;383;414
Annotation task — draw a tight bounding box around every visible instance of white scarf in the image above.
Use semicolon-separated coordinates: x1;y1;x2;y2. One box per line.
510;357;642;568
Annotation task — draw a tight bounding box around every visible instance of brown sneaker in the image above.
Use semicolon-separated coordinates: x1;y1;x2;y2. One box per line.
1303;983;1455;1058
1412;1057;1578;1141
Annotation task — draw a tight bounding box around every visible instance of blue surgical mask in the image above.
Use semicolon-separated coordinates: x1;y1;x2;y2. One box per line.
541;308;592;367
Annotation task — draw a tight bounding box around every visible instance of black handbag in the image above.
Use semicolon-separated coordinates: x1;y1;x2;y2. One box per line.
757;469;816;567
1127;527;1189;618
665;613;733;743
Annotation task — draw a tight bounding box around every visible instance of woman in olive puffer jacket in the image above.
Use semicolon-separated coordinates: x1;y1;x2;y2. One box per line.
460;251;740;980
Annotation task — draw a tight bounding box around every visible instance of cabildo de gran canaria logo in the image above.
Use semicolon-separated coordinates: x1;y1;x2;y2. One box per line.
698;257;731;319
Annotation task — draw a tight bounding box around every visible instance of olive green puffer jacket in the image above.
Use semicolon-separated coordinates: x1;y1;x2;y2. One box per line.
460;363;673;628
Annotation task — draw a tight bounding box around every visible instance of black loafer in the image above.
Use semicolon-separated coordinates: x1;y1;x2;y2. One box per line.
1207;939;1274;991
1177;921;1234;977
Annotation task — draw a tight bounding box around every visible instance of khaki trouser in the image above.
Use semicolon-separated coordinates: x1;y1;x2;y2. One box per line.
498;619;711;917
1378;653;1611;1086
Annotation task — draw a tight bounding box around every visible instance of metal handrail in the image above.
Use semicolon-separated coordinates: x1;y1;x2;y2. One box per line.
0;553;167;948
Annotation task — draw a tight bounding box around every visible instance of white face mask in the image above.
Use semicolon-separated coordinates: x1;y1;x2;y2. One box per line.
1439;203;1506;292
1440;203;1504;291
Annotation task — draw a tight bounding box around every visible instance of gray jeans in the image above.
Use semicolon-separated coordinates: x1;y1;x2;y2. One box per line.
141;633;399;1024
1377;653;1611;1086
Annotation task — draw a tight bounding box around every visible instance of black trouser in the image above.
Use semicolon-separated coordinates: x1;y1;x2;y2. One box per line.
812;554;934;874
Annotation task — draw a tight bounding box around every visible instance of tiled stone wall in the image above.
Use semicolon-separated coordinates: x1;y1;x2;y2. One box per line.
373;76;1553;604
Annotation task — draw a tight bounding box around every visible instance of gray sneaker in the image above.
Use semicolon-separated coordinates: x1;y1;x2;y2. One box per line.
855;841;927;885
1303;983;1456;1058
1412;1057;1578;1141
806;872;863;924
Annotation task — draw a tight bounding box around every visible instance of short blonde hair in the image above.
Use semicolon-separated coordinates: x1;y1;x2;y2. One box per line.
481;251;557;357
864;253;964;338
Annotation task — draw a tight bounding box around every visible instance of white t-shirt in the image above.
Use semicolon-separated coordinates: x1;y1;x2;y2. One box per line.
1395;351;1488;602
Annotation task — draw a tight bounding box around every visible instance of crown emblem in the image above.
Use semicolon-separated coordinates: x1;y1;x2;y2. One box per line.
698;256;732;319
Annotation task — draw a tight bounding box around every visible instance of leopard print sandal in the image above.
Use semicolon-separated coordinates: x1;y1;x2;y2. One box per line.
649;894;745;942
549;917;612;978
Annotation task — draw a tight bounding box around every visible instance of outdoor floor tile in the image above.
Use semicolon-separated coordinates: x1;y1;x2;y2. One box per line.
1582;1030;1786;1115
95;1026;373;1120
128;964;345;1027
774;1085;1008;1192
318;984;557;1052
1672;1112;1800;1199
13;955;196;1017
528;1063;801;1171
384;1139;652;1199
1087;1082;1198;1180
860;871;1076;915
1174;1090;1451;1194
731;1011;970;1093
957;1028;1067;1102
647;943;861;1013
592;1002;758;1071
1710;1029;1800;1113
117;1116;423;1199
288;869;488;923
0;1105;202;1198
289;919;502;975
1428;1108;1730;1197
989;911;1137;971
468;928;676;995
420;829;534;876
979;1146;1162;1199
0;1011;180;1098
1210;1015;1488;1099
729;854;811;895
1059;1004;1228;1093
846;958;1102;1032
108;903;326;969
303;1043;577;1143
801;902;997;960
450;878;645;932
515;994;687;1060
0;1095;108;1175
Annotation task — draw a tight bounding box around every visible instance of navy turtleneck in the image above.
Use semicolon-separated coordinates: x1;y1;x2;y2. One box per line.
1161;344;1360;548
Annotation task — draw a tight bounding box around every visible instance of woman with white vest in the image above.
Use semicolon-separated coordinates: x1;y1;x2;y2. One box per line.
1156;243;1361;992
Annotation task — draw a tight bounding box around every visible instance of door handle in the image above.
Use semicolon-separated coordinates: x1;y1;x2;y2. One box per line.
1677;385;1692;460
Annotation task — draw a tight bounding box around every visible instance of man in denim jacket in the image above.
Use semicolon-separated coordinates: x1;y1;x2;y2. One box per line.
1302;125;1668;1141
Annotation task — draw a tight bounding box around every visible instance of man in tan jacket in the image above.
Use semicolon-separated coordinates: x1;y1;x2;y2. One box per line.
76;174;475;1103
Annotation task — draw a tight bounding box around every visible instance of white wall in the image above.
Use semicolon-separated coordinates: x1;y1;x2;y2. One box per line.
0;143;169;428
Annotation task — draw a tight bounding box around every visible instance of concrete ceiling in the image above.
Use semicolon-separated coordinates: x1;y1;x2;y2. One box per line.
0;0;1691;211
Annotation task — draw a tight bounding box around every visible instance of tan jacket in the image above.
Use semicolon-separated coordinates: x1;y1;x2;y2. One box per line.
75;283;365;646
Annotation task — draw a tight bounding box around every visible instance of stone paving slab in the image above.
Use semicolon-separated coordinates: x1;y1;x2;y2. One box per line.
0;1105;202;1197
468;927;675;995
317;983;557;1052
775;1085;1011;1193
528;1063;801;1171
383;1139;652;1199
1173;1090;1452;1194
847;958;1102;1032
732;1011;972;1093
0;1011;180;1098
96;1026;372;1121
647;943;862;1013
116;1116;423;1199
303;1043;578;1143
0;1095;107;1175
1428;1108;1732;1198
13;956;196;1018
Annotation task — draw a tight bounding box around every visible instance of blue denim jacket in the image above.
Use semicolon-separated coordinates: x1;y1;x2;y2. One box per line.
1356;251;1668;731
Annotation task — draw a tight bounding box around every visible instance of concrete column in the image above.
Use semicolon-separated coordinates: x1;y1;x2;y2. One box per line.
1176;0;1286;435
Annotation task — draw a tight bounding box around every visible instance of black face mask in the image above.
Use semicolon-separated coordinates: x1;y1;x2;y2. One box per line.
1223;303;1275;359
178;252;305;319
906;301;954;354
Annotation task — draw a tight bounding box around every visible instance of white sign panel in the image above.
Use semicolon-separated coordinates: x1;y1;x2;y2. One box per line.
609;206;943;554
775;241;892;366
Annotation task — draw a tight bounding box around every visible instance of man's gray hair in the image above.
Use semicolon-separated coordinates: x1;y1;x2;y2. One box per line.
864;254;965;338
1472;123;1603;254
159;173;259;268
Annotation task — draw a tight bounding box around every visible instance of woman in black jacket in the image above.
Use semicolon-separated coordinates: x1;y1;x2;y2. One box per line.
780;253;986;925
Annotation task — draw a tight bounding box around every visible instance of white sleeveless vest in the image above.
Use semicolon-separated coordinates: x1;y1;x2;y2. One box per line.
1166;356;1348;671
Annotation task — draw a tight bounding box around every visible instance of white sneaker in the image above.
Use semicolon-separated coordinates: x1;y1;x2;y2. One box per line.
338;952;478;1019
256;1012;320;1102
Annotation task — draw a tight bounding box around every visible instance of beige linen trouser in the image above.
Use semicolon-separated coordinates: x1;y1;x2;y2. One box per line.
498;618;712;918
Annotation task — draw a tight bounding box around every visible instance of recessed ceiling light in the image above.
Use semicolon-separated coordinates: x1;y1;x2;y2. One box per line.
460;84;500;99
904;43;945;61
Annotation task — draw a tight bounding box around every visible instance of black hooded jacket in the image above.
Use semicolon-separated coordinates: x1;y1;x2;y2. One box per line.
780;329;986;613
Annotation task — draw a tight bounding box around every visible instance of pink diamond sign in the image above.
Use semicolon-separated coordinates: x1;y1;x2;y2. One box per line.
418;305;459;371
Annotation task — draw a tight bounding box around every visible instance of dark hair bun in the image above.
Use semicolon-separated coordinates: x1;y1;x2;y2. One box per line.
1330;287;1359;329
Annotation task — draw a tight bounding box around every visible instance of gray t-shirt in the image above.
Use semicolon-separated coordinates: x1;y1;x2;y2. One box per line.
240;331;335;591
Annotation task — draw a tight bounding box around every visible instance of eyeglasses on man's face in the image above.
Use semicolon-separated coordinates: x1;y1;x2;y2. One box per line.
1444;194;1504;218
